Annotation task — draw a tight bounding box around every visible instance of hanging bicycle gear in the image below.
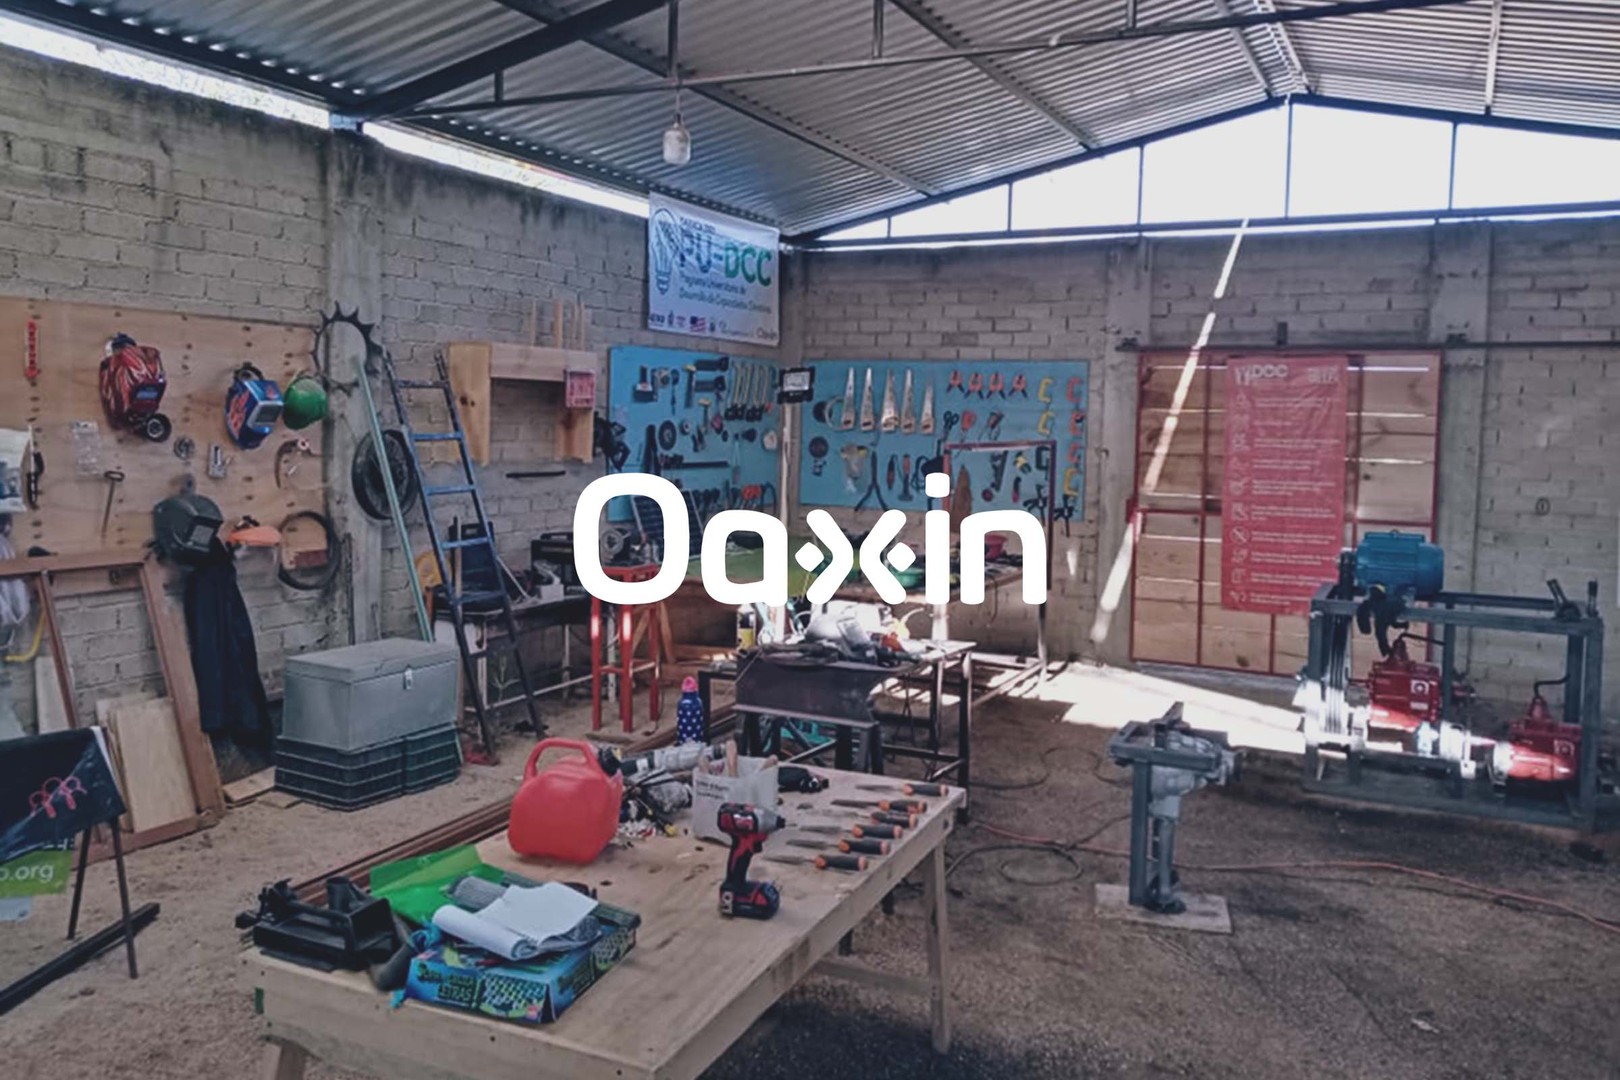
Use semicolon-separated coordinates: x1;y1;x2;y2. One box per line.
321;306;544;760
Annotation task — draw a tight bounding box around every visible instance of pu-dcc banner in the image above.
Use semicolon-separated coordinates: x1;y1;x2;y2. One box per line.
1221;356;1348;614
647;194;779;346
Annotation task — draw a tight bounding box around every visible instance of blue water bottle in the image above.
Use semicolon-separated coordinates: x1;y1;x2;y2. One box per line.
675;676;706;745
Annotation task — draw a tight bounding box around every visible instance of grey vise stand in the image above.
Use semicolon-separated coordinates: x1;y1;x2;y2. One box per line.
1108;703;1238;915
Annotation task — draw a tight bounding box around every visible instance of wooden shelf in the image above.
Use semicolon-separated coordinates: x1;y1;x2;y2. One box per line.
447;342;596;465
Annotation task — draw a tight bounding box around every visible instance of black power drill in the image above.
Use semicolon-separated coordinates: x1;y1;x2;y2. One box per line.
717;802;786;919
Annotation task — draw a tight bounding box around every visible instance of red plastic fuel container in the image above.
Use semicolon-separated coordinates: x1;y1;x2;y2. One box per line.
508;739;624;863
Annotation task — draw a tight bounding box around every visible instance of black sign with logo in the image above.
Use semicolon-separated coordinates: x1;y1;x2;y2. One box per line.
0;729;126;864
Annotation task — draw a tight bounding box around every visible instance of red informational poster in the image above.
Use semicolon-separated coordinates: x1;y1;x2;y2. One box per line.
1222;356;1348;614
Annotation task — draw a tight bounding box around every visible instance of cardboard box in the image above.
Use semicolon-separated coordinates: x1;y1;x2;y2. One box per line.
690;756;778;843
404;900;639;1025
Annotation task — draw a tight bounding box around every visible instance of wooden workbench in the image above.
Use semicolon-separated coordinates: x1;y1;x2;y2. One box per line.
247;769;963;1080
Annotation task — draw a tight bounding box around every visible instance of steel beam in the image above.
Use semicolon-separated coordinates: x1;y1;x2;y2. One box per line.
885;0;1096;147
796;88;1620;241
491;0;939;195
799;197;1620;250
1250;0;1315;93
1209;0;1275;97
1483;0;1503;113
340;0;667;122
796;97;1280;240
415;0;1472;110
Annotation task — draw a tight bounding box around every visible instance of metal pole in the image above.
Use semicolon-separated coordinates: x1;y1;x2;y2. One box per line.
872;0;884;58
666;0;679;76
352;354;431;640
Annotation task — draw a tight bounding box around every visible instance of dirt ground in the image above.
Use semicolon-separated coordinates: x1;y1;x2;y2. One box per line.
3;671;1618;1080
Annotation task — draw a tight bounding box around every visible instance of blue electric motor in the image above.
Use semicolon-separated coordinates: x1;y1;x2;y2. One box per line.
1354;531;1444;599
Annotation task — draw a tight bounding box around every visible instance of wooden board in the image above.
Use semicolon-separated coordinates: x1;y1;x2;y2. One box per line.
447;342;596;465
0;299;323;556
223;768;277;806
102;696;194;831
250;769;964;1080
1094;884;1232;935
1130;352;1441;676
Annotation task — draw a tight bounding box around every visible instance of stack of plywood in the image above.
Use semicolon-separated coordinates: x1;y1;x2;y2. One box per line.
96;695;195;833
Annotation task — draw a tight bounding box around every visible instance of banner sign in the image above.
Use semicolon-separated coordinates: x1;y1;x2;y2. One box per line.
647;194;779;346
1221;357;1348;614
0;729;126;888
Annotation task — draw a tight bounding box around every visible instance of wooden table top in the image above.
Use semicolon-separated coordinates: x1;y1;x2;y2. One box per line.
248;768;964;1080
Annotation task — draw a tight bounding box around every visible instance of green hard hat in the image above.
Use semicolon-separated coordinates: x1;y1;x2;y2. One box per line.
282;373;328;429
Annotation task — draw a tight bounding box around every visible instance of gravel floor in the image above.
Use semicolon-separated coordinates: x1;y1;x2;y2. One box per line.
3;687;1617;1080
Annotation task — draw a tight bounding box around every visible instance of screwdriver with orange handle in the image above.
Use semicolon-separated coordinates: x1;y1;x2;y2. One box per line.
851;822;904;840
787;836;891;856
832;798;927;814
856;781;946;797
765;853;868;872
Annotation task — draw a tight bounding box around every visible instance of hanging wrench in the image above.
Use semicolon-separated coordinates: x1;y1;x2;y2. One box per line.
99;469;125;539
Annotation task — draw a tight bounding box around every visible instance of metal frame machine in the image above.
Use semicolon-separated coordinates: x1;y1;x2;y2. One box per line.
1298;533;1615;830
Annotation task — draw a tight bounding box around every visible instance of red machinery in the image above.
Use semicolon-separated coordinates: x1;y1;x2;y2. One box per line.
1363;637;1443;736
1490;687;1581;785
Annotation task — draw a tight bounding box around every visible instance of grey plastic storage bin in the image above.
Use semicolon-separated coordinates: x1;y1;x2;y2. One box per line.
281;638;459;751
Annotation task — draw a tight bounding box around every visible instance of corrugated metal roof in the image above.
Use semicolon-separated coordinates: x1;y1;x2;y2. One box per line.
6;0;1620;233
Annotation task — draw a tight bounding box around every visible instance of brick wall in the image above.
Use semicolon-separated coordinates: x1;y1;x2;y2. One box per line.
795;247;1111;658
1469;223;1620;698
797;223;1620;712
0;49;335;730
5;44;1618;730
368;150;782;640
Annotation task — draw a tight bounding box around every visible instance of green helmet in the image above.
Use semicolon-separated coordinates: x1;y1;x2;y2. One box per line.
282;373;328;430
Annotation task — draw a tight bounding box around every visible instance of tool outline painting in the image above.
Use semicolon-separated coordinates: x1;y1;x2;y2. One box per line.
797;359;1088;519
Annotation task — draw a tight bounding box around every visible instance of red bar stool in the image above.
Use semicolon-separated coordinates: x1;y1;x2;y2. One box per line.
590;563;665;734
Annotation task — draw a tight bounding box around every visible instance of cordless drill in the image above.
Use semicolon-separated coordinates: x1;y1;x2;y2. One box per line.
717;802;786;919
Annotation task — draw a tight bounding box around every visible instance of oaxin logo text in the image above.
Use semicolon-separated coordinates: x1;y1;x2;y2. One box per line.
573;472;1047;607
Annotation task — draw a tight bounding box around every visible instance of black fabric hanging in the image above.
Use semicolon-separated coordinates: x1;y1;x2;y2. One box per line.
182;540;270;741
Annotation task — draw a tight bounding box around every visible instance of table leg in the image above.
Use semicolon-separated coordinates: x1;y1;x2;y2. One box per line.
922;843;953;1054
259;1039;308;1080
835;726;853;771
619;604;634;733
590;596;603;731
958;652;972;820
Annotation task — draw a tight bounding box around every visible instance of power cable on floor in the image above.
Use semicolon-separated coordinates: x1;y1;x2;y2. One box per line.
965;819;1620;938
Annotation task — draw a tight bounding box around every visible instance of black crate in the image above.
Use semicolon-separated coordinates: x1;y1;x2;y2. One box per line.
403;725;462;794
275;736;404;811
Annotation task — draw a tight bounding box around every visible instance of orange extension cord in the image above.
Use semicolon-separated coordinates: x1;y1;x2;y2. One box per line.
970;821;1620;939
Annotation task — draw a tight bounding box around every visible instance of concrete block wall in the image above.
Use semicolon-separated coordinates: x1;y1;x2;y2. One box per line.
795;222;1620;713
366;148;781;640
793;247;1111;658
0;49;334;728
5;44;1619;726
1469;223;1620;697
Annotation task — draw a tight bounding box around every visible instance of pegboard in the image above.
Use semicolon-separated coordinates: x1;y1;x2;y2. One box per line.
607;346;781;527
0;298;324;555
798;360;1088;522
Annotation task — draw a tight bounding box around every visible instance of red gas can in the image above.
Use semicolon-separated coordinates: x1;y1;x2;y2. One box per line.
508;739;623;864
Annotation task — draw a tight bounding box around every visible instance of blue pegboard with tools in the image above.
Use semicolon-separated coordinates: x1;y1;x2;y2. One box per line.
797;360;1088;524
607;346;782;524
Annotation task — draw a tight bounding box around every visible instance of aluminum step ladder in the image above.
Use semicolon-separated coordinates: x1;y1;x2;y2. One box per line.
360;347;544;760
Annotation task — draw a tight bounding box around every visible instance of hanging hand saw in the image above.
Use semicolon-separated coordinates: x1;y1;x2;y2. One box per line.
879;371;899;432
899;370;915;433
859;367;876;432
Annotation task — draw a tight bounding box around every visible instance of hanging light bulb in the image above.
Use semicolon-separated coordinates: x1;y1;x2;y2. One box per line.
663;90;691;167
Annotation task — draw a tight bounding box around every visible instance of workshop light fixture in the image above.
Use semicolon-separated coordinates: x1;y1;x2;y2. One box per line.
662;91;691;166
